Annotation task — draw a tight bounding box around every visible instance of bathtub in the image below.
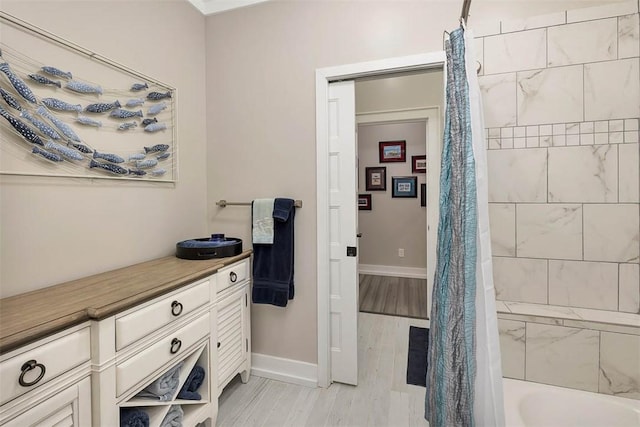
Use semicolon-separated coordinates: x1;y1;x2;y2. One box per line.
503;378;640;427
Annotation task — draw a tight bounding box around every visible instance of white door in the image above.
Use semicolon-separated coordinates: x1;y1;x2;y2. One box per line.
328;80;358;385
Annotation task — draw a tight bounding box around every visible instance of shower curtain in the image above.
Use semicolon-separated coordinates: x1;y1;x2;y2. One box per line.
425;26;505;427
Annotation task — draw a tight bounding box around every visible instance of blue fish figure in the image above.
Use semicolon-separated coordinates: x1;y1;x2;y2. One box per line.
125;98;144;108
44;140;84;161
147;102;167;116
128;169;147;176
65;80;102;95
0;87;22;111
129;153;146;161
36;106;81;142
110;108;143;119
157;152;171;161
0;62;37;103
144;144;169;153
76;115;103;127
20;110;61;140
130;82;148;91
151;168;166;177
135;159;158;169
42;98;82;113
0;105;44;146
32;146;63;162
69;142;93;154
93;150;125;164
28;74;61;88
141;117;157;127
144;122;166;133
41;66;72;80
118;122;137;131
89;159;128;175
147;91;171;101
84;100;120;113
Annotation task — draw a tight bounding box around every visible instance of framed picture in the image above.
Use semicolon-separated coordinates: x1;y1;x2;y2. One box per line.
421;183;426;207
412;155;427;173
365;166;386;191
379;140;406;163
392;176;418;198
358;194;372;210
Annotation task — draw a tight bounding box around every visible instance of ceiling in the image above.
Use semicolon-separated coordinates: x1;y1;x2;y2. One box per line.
186;0;271;15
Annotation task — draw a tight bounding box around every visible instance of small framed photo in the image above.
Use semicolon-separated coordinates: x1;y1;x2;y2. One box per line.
420;183;426;207
358;194;372;210
392;176;418;198
412;155;427;173
379;140;406;163
365;166;386;191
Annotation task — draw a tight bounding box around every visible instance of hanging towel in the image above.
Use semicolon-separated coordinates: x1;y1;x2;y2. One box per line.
177;365;205;400
252;198;295;307
252;198;275;244
159;405;183;427
136;362;183;401
120;408;149;427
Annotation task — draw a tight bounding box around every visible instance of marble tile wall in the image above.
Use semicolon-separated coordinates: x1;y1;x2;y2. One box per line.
480;2;640;316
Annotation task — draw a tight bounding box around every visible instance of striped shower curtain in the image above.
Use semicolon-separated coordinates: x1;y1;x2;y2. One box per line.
425;26;505;427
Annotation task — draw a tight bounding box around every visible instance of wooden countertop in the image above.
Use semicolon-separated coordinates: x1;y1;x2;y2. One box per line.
0;250;252;354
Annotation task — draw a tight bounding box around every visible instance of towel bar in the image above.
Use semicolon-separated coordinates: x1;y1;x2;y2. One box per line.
216;199;303;208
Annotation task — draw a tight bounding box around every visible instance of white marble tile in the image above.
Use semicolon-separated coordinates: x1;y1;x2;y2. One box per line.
488;128;501;138
488;204;516;256
487;148;547;202
498;319;525;380
493;257;548;304
625;119;639;131
619;13;640;59
580;122;594;134
563;319;640;336
501;11;566;34
526;137;539;148
552;135;566;147
539;135;552;147
549;260;619;310
584;204;640;263
571;306;640;328
610;120;625;132
548;19;617;67
567;1;638;23
599;332;640;399
517;204;583;260
480;73;517;128
539;125;552;136
498;312;563;326
474;21;501;38
505;301;582;321
585;58;640;121
595;133;609;145
484;29;546;75
619;263;640;314
526;323;600;392
625;131;640;143
518;66;583;126
526;126;539;137
513;138;526;148
610;131;625;144
514;127;526;138
566;135;580;146
489;138;501;149
580;134;595;145
619;143;640;203
548;145;618;203
566;123;580;135
495;300;510;313
501;138;513;149
501;127;513;138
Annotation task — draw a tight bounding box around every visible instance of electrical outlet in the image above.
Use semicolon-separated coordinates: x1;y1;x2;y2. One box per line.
398;248;405;257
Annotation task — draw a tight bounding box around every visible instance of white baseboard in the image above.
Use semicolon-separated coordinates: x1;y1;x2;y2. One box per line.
358;264;427;279
251;353;318;388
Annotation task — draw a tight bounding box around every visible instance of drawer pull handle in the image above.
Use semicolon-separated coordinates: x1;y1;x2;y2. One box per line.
170;338;182;354
19;360;46;387
230;271;238;283
171;300;183;316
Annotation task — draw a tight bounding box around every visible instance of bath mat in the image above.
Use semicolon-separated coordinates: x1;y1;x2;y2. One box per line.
406;326;429;387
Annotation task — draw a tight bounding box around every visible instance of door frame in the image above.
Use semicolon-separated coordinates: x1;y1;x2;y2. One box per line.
316;51;446;388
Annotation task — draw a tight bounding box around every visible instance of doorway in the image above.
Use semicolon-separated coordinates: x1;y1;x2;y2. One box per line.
315;52;446;388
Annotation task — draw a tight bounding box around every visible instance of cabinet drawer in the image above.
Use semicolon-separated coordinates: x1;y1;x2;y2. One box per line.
0;327;90;406
115;312;210;397
115;279;210;351
216;259;250;294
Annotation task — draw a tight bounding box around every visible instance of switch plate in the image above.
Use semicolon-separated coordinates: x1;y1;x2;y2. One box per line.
398;248;405;257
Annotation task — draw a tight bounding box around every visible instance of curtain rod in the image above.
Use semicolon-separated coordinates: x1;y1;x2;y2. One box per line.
460;0;472;22
216;200;303;208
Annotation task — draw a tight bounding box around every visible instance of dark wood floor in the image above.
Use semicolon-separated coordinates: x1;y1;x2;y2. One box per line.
358;274;428;319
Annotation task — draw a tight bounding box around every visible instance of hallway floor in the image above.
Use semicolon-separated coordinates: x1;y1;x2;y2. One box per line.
359;275;428;319
216;312;430;426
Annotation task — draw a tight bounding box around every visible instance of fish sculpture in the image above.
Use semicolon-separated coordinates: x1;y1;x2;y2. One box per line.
69;141;93;154
0;87;22;111
141;117;157;127
128;169;147;176
42;97;82;113
76;115;103;127
157;152;171;160
0;62;37;103
32;146;63;162
20;110;61;140
44;140;84;161
146;91;171;101
147;102;167;116
129;153;146;161
144;122;166;133
125;98;144;108
85;100;120;113
110;108;143;119
28;74;61;88
93;150;125;163
135;159;158;169
144;144;169;153
89;159;128;175
41;66;72;80
118;122;137;131
151;168;166;176
35;106;81;142
131;82;148;91
0;105;44;146
65;80;102;95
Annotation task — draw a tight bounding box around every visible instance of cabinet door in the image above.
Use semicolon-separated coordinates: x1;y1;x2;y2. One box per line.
3;377;91;427
216;287;247;390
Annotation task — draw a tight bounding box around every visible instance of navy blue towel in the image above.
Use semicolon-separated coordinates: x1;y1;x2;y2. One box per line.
177;365;205;400
120;408;149;427
252;198;295;307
